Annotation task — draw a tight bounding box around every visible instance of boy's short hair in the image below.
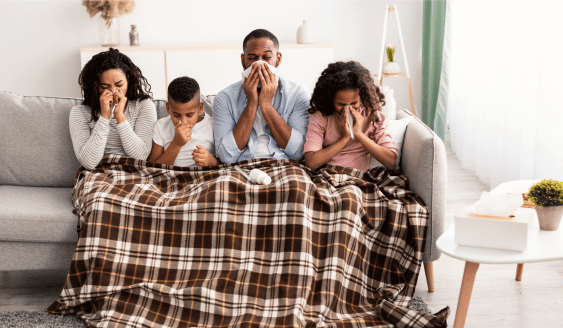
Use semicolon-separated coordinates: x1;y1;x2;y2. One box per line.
168;76;200;103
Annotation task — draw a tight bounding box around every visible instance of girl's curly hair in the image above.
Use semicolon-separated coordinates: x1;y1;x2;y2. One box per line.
79;48;152;121
309;61;385;130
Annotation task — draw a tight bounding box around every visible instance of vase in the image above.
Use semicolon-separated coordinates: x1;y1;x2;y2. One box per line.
297;20;315;44
535;206;563;231
99;16;120;47
382;62;400;74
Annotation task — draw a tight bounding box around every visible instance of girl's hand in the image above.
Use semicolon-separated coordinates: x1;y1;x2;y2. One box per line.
349;107;365;137
112;89;128;123
99;90;114;119
192;145;219;167
336;106;351;141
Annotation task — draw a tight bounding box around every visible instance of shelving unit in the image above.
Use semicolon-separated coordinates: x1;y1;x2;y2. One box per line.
374;5;416;116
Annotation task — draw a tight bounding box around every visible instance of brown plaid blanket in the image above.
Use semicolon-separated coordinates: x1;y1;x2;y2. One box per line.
48;155;449;327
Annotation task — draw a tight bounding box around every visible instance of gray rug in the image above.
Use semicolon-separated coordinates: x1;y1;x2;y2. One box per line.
0;297;431;327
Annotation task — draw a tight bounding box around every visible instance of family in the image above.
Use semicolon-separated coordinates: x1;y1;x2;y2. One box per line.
70;29;398;173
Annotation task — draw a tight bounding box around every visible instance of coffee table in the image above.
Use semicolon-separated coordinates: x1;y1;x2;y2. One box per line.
436;180;563;328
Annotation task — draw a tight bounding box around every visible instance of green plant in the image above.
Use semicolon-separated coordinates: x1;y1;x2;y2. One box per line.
386;46;395;62
526;179;563;208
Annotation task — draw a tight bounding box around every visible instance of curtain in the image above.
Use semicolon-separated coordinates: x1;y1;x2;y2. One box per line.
421;0;447;138
445;0;563;189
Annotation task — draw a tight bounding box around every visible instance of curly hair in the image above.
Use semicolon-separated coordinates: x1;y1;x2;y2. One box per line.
168;76;200;103
309;61;385;129
79;48;152;121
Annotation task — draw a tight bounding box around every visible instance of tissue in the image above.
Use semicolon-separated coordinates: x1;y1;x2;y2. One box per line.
241;61;278;82
474;191;524;217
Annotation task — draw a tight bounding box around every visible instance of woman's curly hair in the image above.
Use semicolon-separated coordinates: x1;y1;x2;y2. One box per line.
309;61;385;128
79;48;152;121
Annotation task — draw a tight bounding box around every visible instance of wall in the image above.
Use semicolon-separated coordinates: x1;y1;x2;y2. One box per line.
0;0;423;115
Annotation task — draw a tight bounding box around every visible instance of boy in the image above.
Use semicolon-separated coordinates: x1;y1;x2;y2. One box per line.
148;76;219;167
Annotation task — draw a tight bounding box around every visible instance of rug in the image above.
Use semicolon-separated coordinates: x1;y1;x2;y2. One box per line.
0;297;433;327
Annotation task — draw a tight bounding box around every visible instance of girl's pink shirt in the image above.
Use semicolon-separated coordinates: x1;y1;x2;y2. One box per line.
304;108;397;171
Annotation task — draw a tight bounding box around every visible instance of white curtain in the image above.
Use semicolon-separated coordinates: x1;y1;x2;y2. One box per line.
444;0;563;189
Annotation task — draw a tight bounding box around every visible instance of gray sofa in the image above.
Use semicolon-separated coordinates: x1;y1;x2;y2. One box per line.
0;91;446;291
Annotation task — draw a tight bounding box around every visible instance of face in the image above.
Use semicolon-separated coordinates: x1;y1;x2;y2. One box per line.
241;37;282;70
98;69;128;96
333;89;361;115
166;95;204;127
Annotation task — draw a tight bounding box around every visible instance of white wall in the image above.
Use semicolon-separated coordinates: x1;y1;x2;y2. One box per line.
0;0;423;114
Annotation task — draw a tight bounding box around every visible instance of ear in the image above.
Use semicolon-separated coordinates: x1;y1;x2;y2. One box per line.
199;101;204;114
276;52;282;67
165;102;171;114
241;53;246;69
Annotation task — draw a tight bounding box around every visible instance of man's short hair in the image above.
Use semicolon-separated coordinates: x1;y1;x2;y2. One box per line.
168;76;200;103
242;29;279;52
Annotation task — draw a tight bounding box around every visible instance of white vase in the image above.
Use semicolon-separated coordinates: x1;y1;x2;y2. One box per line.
297;20;315;44
382;62;400;74
99;16;120;47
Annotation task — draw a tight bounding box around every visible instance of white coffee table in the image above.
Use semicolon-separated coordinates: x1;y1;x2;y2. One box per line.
437;180;563;328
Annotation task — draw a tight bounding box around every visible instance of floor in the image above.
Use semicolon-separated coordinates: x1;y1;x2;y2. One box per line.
2;144;563;327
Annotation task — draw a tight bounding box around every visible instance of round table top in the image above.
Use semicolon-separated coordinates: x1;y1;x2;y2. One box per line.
437;180;563;264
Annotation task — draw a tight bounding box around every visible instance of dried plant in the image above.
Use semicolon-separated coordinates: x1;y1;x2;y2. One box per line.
386;44;396;62
83;0;135;20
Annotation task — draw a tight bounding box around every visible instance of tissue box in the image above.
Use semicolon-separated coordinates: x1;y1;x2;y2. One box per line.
455;205;535;251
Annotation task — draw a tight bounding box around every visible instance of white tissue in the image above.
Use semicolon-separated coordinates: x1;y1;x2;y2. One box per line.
474;191;523;217
241;60;278;82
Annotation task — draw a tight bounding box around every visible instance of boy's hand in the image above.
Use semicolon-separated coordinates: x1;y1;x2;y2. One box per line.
172;120;192;146
192;145;219;167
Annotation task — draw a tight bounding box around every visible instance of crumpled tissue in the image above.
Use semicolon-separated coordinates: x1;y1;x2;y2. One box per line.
474;191;524;217
241;60;279;83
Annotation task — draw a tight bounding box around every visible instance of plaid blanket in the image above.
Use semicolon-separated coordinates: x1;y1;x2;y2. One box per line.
48;155;449;327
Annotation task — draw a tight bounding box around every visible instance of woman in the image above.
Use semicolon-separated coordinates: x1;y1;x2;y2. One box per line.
70;48;157;170
304;61;397;171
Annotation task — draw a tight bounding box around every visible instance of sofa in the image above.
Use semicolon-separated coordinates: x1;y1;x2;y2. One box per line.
0;90;446;291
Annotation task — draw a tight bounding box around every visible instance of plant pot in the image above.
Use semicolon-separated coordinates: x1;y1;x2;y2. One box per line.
535;205;563;231
383;62;400;74
99;16;120;47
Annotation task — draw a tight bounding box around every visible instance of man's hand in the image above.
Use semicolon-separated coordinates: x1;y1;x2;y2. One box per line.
99;90;114;119
172;120;192;147
192;145;219;167
112;89;128;123
242;64;259;108
258;64;278;107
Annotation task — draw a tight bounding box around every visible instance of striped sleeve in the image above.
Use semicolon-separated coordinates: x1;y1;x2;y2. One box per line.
117;99;157;160
69;106;110;170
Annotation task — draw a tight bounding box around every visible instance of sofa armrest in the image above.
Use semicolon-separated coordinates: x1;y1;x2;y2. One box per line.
397;109;447;262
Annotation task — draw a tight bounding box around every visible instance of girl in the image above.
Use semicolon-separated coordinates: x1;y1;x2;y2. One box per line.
69;48;157;170
304;61;397;171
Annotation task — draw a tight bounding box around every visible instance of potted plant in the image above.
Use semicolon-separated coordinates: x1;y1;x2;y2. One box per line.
83;0;136;46
526;179;563;231
382;44;400;74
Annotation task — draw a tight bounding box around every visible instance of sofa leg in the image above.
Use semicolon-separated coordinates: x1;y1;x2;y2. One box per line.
423;261;435;292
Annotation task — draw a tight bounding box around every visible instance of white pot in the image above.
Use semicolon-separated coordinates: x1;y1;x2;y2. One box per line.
297;20;315;44
382;62;400;74
535;206;563;231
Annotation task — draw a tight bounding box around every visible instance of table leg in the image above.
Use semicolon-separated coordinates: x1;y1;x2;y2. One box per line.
515;263;524;281
453;261;480;328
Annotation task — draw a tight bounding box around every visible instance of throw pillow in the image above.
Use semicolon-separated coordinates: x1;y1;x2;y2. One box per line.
379;86;397;120
369;116;412;169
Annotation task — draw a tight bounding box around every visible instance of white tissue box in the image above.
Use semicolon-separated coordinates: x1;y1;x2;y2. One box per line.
455;206;535;251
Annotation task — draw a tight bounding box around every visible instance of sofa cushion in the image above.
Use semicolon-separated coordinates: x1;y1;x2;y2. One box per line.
0;185;78;243
379;86;397;120
0;92;82;187
369;116;412;169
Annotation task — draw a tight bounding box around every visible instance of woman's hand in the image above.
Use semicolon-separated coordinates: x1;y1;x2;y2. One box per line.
112;89;128;123
99;90;114;119
192;145;219;167
349;107;365;138
336;106;352;141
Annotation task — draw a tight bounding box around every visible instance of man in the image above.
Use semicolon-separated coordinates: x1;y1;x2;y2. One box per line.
213;29;310;164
